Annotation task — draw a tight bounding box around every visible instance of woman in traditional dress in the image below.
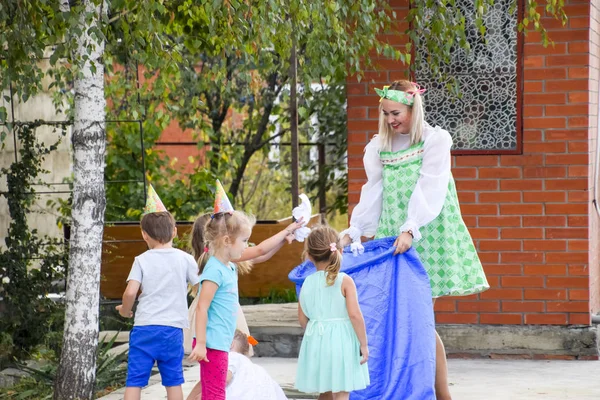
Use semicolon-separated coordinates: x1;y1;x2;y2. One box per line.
340;80;489;400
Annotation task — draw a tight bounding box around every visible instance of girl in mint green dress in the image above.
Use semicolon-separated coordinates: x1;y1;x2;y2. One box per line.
295;226;370;399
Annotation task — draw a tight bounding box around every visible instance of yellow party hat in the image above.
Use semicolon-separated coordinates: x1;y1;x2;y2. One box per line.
143;184;168;214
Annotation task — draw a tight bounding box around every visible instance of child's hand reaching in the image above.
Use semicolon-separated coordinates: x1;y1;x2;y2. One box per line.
285;233;295;244
285;217;310;242
189;343;209;363
360;345;369;365
286;217;305;234
115;305;133;318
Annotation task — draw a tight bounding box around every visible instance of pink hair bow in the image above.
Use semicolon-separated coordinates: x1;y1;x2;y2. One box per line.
407;82;427;97
329;243;337;252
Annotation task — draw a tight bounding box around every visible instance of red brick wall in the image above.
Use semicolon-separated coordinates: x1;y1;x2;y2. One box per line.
156;98;246;173
156;119;206;174
346;0;597;325
590;0;600;316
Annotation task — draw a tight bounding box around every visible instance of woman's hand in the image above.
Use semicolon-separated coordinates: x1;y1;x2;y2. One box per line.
339;234;352;248
189;343;209;363
393;232;413;255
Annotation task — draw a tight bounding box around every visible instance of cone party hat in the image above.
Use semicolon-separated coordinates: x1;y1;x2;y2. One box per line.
213;179;234;214
143;184;168;214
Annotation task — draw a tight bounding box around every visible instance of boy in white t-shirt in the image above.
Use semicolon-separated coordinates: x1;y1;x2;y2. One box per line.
116;211;200;400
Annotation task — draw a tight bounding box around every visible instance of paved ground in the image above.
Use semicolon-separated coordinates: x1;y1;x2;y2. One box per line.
98;357;600;399
98;304;600;398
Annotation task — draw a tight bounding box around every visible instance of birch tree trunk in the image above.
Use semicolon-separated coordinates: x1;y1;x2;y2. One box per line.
54;1;107;398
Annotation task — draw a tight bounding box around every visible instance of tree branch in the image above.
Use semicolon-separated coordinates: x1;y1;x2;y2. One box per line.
242;155;265;206
257;128;288;149
107;5;139;24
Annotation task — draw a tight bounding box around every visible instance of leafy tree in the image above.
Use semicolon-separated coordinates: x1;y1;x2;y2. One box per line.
0;0;568;398
0;124;67;369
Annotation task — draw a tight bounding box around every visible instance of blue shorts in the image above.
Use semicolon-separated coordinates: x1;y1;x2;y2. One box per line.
126;325;184;387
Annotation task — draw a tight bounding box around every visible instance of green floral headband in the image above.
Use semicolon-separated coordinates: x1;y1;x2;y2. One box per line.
375;84;426;106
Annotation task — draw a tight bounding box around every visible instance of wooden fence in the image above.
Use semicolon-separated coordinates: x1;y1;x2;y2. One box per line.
100;215;321;299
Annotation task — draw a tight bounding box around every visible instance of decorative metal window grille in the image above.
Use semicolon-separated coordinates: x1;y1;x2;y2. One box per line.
414;0;519;152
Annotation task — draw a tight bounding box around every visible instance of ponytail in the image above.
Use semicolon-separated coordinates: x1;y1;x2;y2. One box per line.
196;250;210;275
305;226;343;286
325;245;342;286
191;213;212;274
236;260;253;275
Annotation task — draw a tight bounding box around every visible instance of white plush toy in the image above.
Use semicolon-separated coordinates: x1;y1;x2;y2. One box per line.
292;194;312;242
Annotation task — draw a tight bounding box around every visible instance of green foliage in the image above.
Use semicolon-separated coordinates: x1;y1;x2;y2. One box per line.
103;136;217;221
520;0;568;43
300;83;349;216
0;0;569;125
236;153;294;219
0;123;68;369
0;1;71;116
0;332;128;399
101;59;217;221
0;376;54;400
0;0;569;224
259;288;298;304
231;82;349;219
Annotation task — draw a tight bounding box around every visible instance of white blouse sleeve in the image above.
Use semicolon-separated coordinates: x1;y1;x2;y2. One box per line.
400;126;453;241
341;136;383;243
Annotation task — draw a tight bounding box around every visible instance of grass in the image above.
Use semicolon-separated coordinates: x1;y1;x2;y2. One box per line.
0;333;128;399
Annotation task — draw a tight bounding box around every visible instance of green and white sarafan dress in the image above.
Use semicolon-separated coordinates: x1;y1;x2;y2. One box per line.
342;123;489;298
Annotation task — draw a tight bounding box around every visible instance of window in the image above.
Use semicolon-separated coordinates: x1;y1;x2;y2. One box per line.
414;0;520;153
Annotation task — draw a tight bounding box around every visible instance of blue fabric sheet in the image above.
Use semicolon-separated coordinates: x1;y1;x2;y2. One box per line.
289;237;436;400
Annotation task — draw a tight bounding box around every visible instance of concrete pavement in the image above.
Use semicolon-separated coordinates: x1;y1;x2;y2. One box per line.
98;357;600;399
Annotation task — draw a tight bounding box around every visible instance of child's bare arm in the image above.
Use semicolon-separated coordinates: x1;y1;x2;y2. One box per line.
343;275;369;363
234;219;304;262
251;236;292;264
189;280;218;362
116;280;140;318
226;370;233;385
297;301;309;329
195;281;217;345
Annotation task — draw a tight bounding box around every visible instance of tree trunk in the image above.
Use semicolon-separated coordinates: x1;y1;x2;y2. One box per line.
228;73;281;201
229;149;254;203
54;1;107;398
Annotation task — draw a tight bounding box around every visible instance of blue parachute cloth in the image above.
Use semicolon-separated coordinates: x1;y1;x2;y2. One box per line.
289;237;436;400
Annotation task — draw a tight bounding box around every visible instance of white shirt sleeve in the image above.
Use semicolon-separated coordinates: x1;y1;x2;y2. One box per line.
127;258;142;283
399;126;453;241
186;254;200;285
228;352;240;377
341;136;383;242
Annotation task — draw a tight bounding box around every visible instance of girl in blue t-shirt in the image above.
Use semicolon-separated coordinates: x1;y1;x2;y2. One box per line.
188;210;302;399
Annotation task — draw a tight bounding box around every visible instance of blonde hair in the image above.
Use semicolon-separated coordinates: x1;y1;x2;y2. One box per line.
192;211;255;275
231;329;250;356
377;80;425;151
305;226;342;286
